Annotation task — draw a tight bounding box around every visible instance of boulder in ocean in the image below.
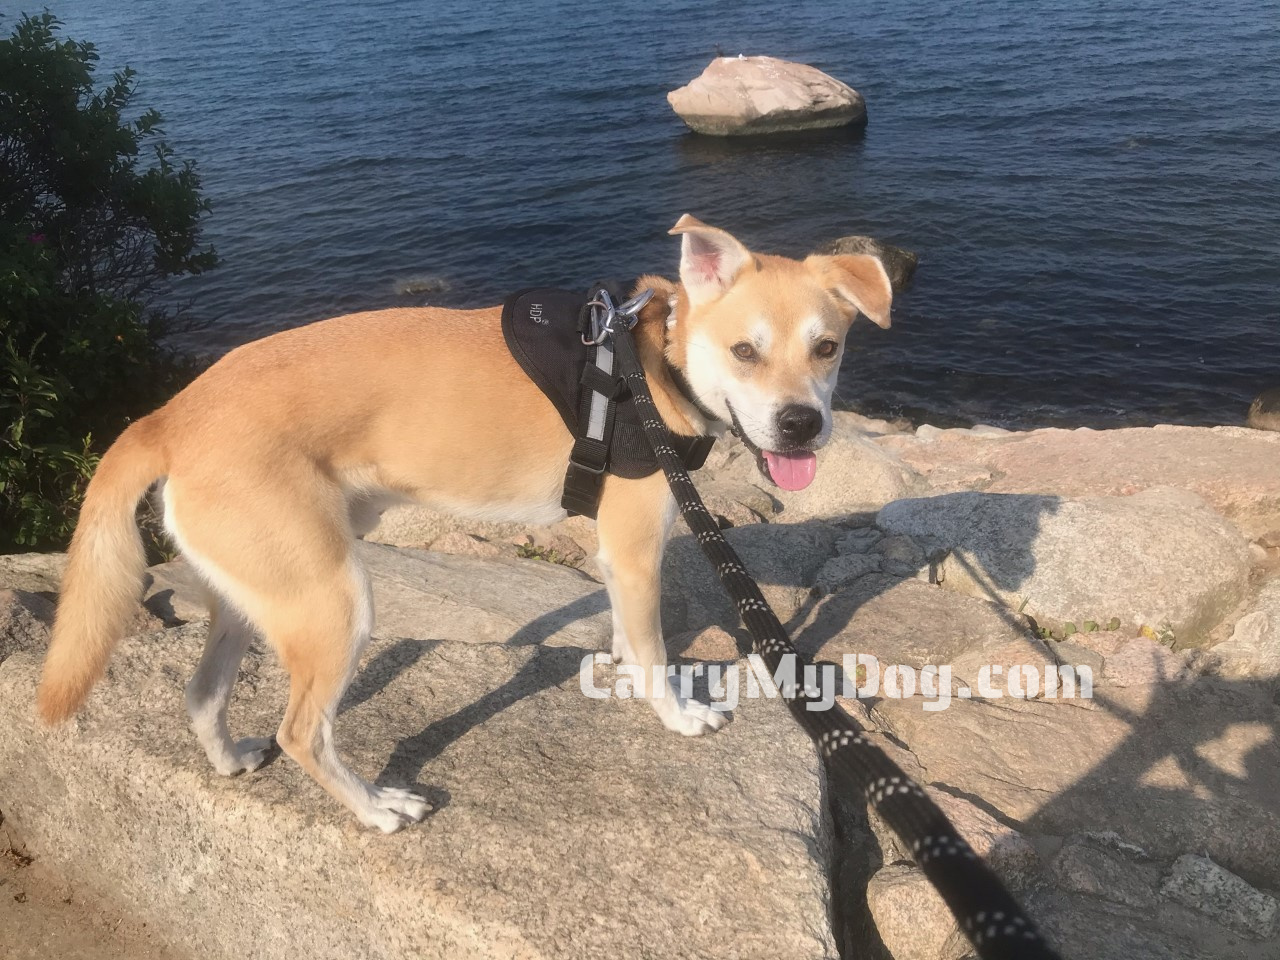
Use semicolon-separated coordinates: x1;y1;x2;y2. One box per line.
667;56;866;136
816;235;919;292
1248;387;1280;431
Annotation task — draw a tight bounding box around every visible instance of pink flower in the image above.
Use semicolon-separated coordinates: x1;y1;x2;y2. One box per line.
27;233;45;244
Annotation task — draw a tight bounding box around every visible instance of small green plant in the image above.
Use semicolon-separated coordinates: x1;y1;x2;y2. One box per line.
1037;615;1126;641
515;537;582;568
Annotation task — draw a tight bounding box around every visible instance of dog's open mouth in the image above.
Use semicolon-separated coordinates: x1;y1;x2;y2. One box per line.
727;404;819;492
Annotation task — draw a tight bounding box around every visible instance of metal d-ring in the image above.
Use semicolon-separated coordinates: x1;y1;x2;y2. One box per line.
580;287;655;345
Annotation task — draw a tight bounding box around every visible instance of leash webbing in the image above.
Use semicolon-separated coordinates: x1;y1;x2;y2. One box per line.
610;324;1061;960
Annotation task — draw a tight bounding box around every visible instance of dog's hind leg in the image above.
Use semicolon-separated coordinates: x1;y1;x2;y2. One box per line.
165;466;428;831
269;558;431;833
185;591;274;776
596;474;728;737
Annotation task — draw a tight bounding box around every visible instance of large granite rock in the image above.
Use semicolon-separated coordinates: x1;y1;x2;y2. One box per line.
877;488;1250;645
879;424;1280;543
0;628;837;960
667;56;866;136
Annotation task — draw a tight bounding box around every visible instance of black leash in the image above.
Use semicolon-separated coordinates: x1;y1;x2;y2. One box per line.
594;291;1061;960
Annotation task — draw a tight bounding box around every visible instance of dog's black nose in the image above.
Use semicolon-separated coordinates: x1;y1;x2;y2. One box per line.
776;405;823;445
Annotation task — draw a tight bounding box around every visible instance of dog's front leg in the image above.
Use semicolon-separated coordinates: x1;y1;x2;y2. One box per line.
595;474;728;737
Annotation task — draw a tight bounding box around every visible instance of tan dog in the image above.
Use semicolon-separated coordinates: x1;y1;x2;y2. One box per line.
36;216;892;832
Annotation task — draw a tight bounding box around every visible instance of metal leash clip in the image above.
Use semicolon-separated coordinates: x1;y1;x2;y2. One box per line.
582;288;654;346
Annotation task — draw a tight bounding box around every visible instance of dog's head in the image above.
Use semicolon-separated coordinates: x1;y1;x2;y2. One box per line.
664;214;892;491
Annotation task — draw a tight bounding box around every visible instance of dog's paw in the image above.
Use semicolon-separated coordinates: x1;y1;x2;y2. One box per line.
359;786;434;834
654;693;731;737
212;736;275;776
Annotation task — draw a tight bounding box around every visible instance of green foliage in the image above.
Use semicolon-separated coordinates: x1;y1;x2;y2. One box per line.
0;13;216;550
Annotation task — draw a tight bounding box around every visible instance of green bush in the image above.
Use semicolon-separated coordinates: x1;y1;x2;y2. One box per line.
0;12;216;550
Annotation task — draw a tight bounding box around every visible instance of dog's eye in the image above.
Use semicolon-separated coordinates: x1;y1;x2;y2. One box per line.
815;339;839;359
731;342;757;361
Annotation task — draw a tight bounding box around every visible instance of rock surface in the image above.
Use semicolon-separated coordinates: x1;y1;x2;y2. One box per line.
662;521;840;635
872;677;1280;892
140;542;613;650
865;864;964;960
877;488;1250;644
0;630;836;960
878;424;1280;542
1202;577;1280;678
667;56;866;136
0;552;65;595
0;588;53;665
1160;854;1279;939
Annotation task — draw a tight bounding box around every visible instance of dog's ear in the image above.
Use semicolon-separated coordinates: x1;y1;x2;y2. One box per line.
670;214;752;306
805;253;893;329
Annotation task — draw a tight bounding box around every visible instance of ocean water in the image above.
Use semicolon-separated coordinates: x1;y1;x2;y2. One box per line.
30;0;1280;427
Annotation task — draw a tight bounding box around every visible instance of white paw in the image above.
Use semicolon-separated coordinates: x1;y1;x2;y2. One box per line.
360;786;433;834
211;736;275;776
654;692;730;737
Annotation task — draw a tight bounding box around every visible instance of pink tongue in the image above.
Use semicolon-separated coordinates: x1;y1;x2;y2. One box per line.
764;450;818;491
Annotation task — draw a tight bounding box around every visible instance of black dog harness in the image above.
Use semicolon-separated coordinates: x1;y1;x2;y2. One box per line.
502;283;716;518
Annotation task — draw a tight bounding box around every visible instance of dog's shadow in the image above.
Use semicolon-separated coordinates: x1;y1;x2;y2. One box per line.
355;593;606;792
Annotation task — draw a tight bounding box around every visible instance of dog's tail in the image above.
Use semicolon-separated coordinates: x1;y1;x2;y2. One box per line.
37;415;168;723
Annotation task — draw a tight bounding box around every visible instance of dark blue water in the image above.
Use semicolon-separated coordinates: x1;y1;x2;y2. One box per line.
28;0;1280;427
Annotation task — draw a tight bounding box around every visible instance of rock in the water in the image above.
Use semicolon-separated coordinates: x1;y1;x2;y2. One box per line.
815;235;919;292
667;56;866;136
1160;854;1279;940
0;631;836;960
876;488;1249;645
1248;387;1280;432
